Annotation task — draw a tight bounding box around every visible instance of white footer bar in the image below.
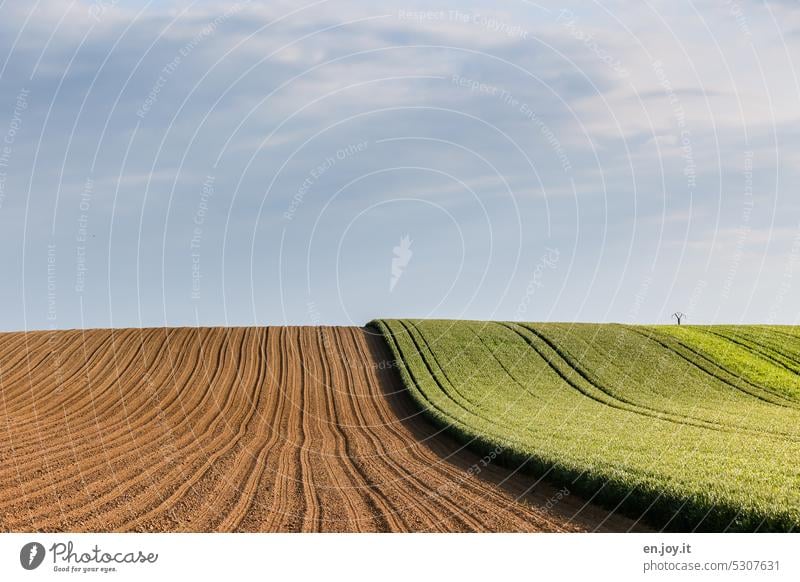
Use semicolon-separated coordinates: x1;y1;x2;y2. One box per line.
0;533;795;581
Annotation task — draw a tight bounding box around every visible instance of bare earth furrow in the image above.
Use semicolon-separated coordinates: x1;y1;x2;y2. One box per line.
0;328;218;512
328;327;478;532
3;328;248;528
304;328;386;532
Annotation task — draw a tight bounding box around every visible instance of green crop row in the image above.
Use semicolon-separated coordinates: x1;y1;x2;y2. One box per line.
651;325;800;401
370;319;800;532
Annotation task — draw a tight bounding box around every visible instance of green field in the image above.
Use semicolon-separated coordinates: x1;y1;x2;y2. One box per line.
370;320;800;532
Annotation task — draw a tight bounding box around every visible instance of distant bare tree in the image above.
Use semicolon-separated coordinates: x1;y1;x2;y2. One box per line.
672;312;686;325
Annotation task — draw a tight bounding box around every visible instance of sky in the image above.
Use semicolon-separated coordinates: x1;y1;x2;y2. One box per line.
0;0;799;330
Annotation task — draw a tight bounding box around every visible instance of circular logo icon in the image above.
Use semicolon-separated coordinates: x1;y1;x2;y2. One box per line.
19;542;46;570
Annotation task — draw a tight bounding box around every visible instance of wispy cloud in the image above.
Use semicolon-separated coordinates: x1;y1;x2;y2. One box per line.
0;0;798;329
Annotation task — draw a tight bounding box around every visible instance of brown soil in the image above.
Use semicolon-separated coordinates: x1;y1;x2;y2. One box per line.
0;326;645;532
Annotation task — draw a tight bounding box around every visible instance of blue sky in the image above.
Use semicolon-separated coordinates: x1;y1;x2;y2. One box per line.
0;0;799;330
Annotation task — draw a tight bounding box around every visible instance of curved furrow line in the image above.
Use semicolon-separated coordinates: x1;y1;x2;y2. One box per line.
742;329;800;371
295;330;322;532
347;329;512;531
740;328;800;366
307;327;392;532
294;329;349;531
733;328;800;364
335;326;484;531
515;323;732;424
80;328;211;438
331;327;482;532
528;324;800;434
374;321;657;532
348;328;496;527
104;328;266;531
69;330;246;530
702;328;800;376
51;328;192;433
43;328;166;419
403;317;621;533
48;328;162;415
180;328;277;532
8;330;116;404
762;326;800;343
0;330;43;364
353;328;510;531
233;328;325;532
2;329;211;527
401;321;493;419
7;331;85;420
467;326;547;403
329;327;449;531
459;330;647;529
0;331;74;389
0;331;76;527
260;327;308;532
0;328;179;449
0;332;43;529
17;330;123;414
631;327;798;407
510;323;799;440
0;328;205;493
1;330;99;526
233;327;298;532
322;327;407;532
114;328;263;531
319;328;413;531
357;328;581;533
0;328;196;484
0;329;178;504
397;320;504;432
210;433;274;532
0;332;57;392
10;328;245;528
354;327;577;533
5;329;146;432
716;327;800;364
0;330;103;411
506;323;714;430
376;321;497;460
162;327;268;530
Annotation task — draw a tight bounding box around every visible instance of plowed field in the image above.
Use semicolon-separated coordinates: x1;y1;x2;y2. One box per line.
0;326;637;532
